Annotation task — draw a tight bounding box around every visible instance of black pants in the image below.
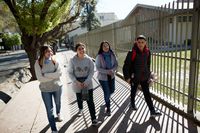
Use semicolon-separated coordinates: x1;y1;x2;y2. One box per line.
131;80;155;113
76;89;96;121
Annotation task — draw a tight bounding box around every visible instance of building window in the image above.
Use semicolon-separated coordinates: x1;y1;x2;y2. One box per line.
189;16;192;22
100;16;104;20
177;16;192;23
177;16;182;22
169;18;173;23
183;16;187;22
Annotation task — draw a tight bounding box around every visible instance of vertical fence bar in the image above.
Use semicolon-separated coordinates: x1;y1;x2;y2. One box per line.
159;6;162;96
112;23;117;57
182;0;190;110
152;7;157;92
187;0;199;115
194;44;200;114
166;2;171;99
177;0;184;106
163;4;167;98
173;0;179;103
170;1;175;101
156;6;160;94
194;10;200;114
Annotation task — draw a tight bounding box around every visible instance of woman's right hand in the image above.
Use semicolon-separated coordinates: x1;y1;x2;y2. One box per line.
126;78;131;84
108;70;113;76
75;81;83;88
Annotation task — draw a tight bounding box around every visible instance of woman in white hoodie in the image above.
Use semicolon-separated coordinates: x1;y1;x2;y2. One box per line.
68;42;99;126
34;46;62;133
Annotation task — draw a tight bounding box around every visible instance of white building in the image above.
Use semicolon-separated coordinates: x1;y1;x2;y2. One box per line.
97;12;118;26
66;12;119;45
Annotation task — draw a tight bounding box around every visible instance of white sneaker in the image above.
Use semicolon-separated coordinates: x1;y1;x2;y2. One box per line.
57;113;63;122
77;109;83;117
150;112;162;118
92;119;101;126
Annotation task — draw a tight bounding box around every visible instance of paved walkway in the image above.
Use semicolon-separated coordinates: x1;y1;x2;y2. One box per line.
0;51;199;133
0;50;26;57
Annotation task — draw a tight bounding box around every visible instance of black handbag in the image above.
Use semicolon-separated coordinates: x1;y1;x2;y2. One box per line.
76;77;89;101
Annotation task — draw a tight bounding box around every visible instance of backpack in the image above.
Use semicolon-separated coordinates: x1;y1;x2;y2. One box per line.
131;48;149;62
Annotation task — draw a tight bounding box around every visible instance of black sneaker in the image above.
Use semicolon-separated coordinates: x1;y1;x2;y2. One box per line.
77;109;83;117
92;119;99;126
150;111;162;118
130;104;138;110
106;108;111;116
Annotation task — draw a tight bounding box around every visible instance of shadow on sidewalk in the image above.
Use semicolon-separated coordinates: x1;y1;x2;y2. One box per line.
73;107;104;133
39;114;78;133
75;125;99;133
0;91;11;104
63;76;199;133
59;114;78;133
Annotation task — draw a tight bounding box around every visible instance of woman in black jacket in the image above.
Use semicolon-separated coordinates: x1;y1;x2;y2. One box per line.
123;35;161;118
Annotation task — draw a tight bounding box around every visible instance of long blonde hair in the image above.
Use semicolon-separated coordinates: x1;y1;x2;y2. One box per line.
38;46;56;68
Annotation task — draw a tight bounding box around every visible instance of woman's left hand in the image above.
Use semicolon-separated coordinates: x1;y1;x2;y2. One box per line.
82;83;88;88
108;70;114;75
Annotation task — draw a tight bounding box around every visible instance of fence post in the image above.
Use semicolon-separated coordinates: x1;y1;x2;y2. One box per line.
112;23;117;54
187;0;199;114
135;15;139;37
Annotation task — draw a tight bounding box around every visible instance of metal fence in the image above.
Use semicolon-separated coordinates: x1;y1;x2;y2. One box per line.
74;0;200;123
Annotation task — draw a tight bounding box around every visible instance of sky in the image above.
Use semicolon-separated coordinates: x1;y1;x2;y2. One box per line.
96;0;174;19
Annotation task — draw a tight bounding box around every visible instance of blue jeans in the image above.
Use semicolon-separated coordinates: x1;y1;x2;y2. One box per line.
41;88;62;131
99;78;115;110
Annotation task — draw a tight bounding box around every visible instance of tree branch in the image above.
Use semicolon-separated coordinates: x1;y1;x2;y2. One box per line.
3;0;19;20
31;0;37;49
40;0;83;43
40;0;53;21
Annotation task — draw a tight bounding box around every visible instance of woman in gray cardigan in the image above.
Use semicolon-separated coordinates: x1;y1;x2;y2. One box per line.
68;42;99;126
96;41;118;116
34;46;62;133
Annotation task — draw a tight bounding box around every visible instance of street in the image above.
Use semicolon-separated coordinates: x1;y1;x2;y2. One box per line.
0;50;28;72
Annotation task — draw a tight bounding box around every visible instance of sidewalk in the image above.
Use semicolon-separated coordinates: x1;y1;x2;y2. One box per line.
0;51;75;133
0;50;26;57
0;51;199;133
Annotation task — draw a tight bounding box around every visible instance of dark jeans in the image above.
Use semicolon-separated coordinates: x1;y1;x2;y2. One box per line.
131;80;155;113
99;78;115;110
41;88;62;131
76;89;96;121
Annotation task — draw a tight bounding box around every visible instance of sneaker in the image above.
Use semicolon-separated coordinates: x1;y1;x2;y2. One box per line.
92;119;99;126
150;111;162;118
57;113;63;122
105;108;111;116
130;104;138;110
77;109;83;117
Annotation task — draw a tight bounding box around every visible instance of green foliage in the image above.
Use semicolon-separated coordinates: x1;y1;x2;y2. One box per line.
80;0;101;31
13;0;71;35
2;33;21;47
0;1;19;32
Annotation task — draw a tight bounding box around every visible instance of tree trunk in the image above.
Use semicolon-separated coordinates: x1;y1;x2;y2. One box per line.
21;34;38;80
25;47;38;80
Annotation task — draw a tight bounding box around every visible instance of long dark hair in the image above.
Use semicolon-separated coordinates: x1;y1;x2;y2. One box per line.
97;41;114;55
38;45;55;68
